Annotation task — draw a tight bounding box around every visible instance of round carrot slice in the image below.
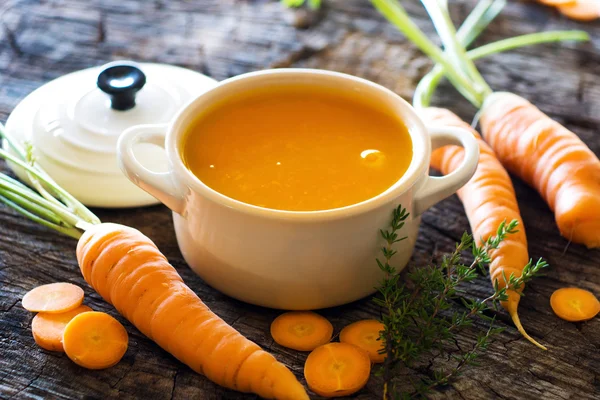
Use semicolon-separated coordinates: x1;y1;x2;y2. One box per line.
32;305;93;352
270;311;333;351
550;287;600;322
558;0;600;21
304;342;371;397
340;319;386;363
22;283;84;313
63;311;129;369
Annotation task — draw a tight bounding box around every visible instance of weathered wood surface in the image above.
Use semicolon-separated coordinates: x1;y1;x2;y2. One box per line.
1;0;599;399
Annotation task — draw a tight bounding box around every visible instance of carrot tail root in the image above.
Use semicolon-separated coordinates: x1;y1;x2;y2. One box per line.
503;293;547;350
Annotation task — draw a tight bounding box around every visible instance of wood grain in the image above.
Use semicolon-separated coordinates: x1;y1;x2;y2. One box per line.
1;0;599;399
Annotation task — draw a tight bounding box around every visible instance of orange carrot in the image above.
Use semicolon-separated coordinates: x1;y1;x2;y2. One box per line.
480;92;600;249
537;0;577;5
304;342;371;398
31;305;93;352
270;311;333;351
558;0;600;21
62;311;128;369
339;319;385;363
76;223;308;400
550;287;600;321
22;282;84;313
423;107;546;350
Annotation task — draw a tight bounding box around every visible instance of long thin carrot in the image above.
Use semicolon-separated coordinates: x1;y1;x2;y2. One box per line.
550;287;600;322
421;107;545;349
480;93;600;248
76;223;308;400
405;0;593;248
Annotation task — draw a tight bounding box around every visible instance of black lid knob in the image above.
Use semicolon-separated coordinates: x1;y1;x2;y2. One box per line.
97;64;146;111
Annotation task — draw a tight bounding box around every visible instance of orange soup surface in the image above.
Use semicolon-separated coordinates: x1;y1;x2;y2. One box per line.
181;85;413;211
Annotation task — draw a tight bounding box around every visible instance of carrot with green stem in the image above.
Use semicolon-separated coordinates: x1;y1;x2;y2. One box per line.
372;0;588;349
412;0;599;250
415;2;590;350
62;311;129;369
0;126;308;399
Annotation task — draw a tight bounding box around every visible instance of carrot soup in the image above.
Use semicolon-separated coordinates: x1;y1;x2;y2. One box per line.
181;84;412;211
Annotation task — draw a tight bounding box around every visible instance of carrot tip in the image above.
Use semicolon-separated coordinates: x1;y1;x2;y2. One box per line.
509;310;547;350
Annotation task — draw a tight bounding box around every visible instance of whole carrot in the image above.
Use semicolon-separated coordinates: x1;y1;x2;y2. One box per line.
397;0;567;348
76;223;309;400
422;107;545;349
377;0;589;249
480;92;600;248
0;128;308;399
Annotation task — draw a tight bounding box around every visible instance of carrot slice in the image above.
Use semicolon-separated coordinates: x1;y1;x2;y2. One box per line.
22;283;84;313
340;319;386;363
31;305;93;352
558;0;600;21
270;311;333;351
304;342;371;397
62;311;129;369
550;288;600;322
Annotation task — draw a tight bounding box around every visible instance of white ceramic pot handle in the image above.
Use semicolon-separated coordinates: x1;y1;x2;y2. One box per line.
117;124;185;214
413;125;479;216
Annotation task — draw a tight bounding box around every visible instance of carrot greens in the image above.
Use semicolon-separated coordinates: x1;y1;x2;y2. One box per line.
0;123;99;238
372;0;589;109
413;29;590;109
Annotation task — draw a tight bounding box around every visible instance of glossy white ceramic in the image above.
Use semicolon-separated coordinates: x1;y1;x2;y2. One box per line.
117;69;479;309
3;62;217;208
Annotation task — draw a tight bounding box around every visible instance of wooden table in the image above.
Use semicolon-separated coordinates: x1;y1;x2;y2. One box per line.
1;1;599;399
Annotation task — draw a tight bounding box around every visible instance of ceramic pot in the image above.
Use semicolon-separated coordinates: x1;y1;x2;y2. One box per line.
117;69;479;309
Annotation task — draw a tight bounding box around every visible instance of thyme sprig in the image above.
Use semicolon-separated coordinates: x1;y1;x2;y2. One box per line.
376;205;547;399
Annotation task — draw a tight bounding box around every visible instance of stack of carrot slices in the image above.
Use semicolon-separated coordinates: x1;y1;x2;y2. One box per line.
271;312;386;397
538;0;600;21
23;282;129;370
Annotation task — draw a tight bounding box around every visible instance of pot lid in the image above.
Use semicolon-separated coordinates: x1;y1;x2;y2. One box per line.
4;61;218;208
